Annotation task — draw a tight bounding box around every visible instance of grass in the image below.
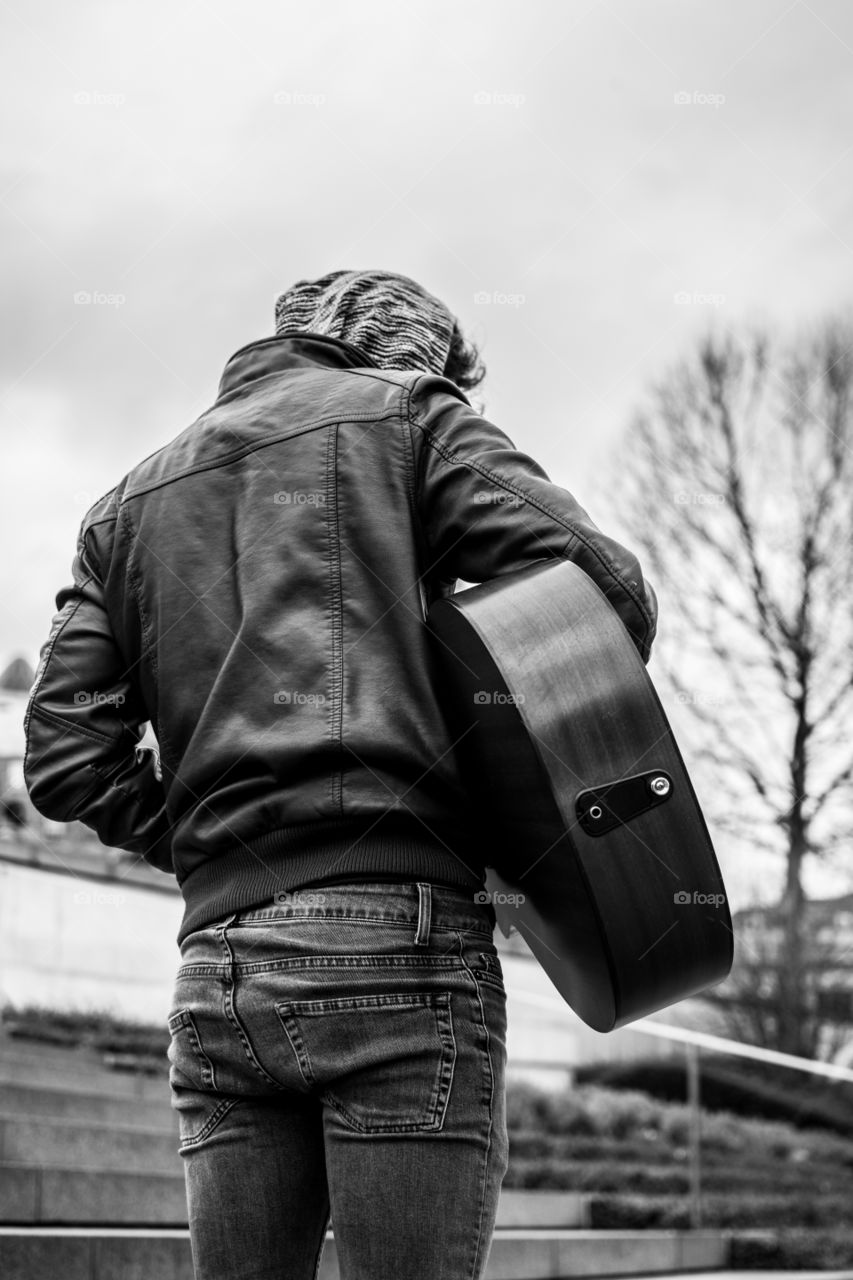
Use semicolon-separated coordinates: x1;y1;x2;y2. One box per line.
505;1078;853;1265
1;1001;169;1069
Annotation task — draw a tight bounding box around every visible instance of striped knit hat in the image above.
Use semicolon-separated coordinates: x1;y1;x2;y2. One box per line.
273;269;455;375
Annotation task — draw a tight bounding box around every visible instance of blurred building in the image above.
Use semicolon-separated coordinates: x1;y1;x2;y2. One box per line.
734;896;853;1057
0;659;165;886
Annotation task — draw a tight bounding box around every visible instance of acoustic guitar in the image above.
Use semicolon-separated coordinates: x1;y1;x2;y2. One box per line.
426;558;733;1033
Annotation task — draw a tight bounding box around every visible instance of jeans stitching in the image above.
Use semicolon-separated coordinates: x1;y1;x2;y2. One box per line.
199;955;468;978
229;910;493;936
454;933;501;1279
277;991;456;1134
472;951;505;992
218;915;287;1089
275;1006;316;1087
433;991;457;1131
176;1096;240;1151
168;1009;218;1091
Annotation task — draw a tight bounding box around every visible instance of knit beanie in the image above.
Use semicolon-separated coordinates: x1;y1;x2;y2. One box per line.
273;269;455;376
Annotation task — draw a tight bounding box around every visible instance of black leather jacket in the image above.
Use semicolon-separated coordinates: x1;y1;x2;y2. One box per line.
23;332;658;941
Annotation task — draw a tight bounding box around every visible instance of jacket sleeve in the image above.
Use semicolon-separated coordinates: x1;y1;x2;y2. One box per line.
410;376;658;664
23;517;174;873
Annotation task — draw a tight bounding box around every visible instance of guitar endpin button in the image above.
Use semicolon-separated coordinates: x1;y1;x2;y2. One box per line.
650;776;670;796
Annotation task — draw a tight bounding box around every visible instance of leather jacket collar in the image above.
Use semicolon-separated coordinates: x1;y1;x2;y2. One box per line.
216;332;380;403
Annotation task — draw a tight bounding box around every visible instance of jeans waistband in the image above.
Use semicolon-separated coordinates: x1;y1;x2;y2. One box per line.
230;879;496;943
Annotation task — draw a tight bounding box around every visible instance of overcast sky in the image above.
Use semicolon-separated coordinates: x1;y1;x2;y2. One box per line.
2;0;852;903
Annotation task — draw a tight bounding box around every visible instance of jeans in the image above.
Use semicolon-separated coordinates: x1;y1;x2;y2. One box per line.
166;880;509;1279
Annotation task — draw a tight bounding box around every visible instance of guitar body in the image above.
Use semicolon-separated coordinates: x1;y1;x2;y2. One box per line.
427;558;733;1032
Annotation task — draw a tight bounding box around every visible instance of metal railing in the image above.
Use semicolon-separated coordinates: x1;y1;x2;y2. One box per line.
507;984;853;1229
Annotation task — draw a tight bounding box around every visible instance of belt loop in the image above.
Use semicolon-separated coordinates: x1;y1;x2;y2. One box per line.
414;882;432;946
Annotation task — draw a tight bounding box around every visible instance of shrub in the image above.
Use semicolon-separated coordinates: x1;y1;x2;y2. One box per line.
730;1228;853;1268
576;1056;853;1136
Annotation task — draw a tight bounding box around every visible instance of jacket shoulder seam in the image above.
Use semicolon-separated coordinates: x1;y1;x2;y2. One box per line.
413;421;653;635
345;368;423;393
122;412;402;504
416;421;579;536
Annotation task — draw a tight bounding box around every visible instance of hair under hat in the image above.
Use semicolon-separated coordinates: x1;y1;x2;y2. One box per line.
273;269;455;376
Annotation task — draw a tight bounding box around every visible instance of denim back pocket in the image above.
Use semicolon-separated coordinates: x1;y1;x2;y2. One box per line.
167;1008;218;1091
166;1008;240;1152
276;990;456;1134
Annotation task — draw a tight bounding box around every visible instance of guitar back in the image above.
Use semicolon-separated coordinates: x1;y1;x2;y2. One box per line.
427;558;733;1032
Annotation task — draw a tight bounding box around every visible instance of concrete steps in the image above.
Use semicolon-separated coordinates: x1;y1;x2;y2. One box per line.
0;1031;731;1276
0;1114;179;1173
0;1161;592;1228
0;1039;169;1101
0;1225;729;1279
0;1082;177;1130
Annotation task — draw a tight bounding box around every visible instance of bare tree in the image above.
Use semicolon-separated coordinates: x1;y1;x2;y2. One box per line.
595;314;853;1058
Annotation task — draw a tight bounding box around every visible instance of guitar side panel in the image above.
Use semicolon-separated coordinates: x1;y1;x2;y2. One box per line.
428;558;734;1032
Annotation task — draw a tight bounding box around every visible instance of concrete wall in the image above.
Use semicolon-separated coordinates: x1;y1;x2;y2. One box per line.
0;859;685;1074
0;861;183;1025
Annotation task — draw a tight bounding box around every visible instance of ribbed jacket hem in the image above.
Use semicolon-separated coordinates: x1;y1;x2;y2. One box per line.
175;815;487;945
